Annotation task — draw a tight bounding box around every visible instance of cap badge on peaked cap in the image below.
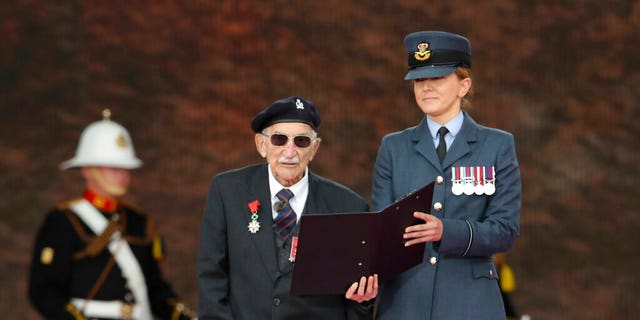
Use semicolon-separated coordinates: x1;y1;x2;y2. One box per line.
403;31;471;80
414;42;431;61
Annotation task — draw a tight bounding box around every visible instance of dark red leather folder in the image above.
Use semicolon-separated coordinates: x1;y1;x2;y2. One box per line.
291;182;434;295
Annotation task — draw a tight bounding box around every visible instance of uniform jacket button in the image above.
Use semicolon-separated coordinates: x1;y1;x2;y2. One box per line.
429;256;437;265
433;202;443;211
273;298;281;306
435;175;444;184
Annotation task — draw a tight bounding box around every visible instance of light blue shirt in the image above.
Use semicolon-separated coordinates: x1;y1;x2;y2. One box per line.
426;111;464;151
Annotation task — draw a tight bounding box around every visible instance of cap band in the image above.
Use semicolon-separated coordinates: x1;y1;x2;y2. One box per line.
407;50;471;69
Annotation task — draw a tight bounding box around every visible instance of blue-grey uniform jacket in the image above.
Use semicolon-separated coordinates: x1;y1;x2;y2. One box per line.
372;112;521;320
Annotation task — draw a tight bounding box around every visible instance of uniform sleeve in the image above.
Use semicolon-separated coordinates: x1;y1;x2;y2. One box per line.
372;135;396;211
28;211;78;320
146;267;196;320
197;177;234;320
142;226;196;319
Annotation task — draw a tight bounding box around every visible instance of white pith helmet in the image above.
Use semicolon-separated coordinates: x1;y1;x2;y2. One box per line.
60;109;143;170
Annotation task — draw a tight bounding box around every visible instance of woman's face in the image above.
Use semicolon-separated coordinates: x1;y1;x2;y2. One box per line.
413;72;471;124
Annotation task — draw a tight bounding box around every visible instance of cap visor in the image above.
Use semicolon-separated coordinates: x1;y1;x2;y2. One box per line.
404;66;457;80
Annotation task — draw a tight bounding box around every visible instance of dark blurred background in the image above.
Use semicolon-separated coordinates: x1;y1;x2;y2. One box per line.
1;1;639;319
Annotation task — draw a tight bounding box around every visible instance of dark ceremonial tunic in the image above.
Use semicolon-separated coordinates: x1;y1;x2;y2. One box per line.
28;192;193;320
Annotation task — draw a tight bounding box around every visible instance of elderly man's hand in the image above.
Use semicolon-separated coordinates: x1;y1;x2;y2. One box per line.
345;274;378;303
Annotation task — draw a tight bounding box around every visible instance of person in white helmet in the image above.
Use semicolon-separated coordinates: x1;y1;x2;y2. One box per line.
28;110;196;320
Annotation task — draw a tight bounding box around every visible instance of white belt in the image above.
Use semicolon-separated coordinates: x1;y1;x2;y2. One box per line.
70;298;140;319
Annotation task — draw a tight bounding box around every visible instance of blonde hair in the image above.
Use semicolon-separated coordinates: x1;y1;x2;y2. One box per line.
455;67;473;109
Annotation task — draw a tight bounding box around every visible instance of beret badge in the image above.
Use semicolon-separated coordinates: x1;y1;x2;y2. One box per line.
414;42;431;61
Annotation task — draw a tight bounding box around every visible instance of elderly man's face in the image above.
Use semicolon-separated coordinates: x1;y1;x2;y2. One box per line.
255;122;320;187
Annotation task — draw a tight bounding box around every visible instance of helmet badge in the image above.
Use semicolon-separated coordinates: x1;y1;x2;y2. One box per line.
116;133;127;149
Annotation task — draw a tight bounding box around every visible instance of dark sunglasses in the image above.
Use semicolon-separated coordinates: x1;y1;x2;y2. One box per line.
262;133;314;148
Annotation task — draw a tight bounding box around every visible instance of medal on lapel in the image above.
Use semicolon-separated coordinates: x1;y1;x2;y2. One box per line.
289;236;299;262
247;200;261;234
453;166;496;196
463;166;475;195
484;166;496;195
451;166;463;196
474;166;485;195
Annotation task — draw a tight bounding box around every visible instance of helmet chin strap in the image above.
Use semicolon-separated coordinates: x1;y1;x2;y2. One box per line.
88;167;128;197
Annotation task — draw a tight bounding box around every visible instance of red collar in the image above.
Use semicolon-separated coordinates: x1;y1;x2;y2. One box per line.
83;189;119;212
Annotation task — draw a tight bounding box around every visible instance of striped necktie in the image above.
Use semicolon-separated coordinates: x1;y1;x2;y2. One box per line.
273;188;297;238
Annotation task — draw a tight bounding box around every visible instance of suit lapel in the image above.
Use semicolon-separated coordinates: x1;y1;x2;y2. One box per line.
303;172;334;218
301;173;316;216
245;165;279;280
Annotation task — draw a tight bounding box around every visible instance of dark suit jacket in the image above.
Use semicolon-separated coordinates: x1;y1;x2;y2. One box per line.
197;164;371;320
372;112;521;320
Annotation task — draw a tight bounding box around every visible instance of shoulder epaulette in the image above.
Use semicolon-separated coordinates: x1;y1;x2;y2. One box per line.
119;200;145;215
56;197;83;211
152;234;166;261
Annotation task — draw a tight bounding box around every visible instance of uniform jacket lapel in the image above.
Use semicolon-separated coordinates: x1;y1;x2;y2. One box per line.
411;118;441;171
443;112;479;168
244;165;280;280
412;112;480;170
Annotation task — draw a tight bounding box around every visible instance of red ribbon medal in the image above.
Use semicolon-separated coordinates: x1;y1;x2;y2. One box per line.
247;200;261;234
289;236;299;262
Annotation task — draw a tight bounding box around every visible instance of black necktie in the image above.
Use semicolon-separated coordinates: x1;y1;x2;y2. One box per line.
436;126;449;163
273;189;297;238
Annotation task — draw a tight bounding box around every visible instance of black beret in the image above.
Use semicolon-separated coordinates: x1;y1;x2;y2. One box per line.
251;96;321;133
404;31;471;80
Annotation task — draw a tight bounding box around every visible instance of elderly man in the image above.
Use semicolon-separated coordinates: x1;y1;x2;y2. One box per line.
197;96;377;320
29;110;196;320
